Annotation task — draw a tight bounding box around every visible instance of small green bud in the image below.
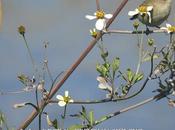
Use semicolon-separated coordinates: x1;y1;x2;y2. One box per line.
18;25;25;36
147;38;154;46
101;51;108;60
133;21;139;30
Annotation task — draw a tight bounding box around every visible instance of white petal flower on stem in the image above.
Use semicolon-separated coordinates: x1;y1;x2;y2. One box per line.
56;91;74;107
97;76;112;92
128;6;153;23
86;10;113;31
160;23;175;34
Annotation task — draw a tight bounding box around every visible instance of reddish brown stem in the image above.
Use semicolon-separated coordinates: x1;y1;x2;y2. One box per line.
17;0;128;129
96;0;100;10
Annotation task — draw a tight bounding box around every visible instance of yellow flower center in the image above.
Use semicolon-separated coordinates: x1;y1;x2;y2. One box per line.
168;26;175;32
96;10;105;19
91;31;97;38
63;96;71;103
138;6;148;12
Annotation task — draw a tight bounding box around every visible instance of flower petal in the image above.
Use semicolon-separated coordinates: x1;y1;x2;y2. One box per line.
90;29;93;34
97;76;106;83
104;14;113;19
160;27;168;30
98;83;107;90
166;23;172;28
147;12;152;23
69;99;74;103
56;95;64;100
85;15;96;20
58;101;66;107
128;10;139;17
147;6;153;11
65;91;69;97
95;19;106;30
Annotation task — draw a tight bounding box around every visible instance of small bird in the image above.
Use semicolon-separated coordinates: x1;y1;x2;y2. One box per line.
128;0;172;28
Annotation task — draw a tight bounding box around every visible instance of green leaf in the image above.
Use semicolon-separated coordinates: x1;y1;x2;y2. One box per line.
112;57;120;73
0;112;5;125
122;85;129;95
89;111;94;126
99;116;107;122
101;65;109;77
81;106;86;116
17;74;29;85
133;73;144;83
52;119;58;129
68;125;84;130
96;64;102;74
143;54;159;62
126;69;133;82
103;62;110;70
79;106;88;120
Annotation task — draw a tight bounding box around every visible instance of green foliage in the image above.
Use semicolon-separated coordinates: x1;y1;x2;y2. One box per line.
89;111;94;126
52;119;58;129
68;124;84;130
70;106;95;128
112;57;120;77
123;68;144;84
0;111;9;130
143;54;159;62
96;63;110;77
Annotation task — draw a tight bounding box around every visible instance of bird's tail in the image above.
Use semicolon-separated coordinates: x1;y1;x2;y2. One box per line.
129;14;138;20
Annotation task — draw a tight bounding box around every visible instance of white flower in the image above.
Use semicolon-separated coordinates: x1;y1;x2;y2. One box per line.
97;76;112;92
13;102;26;109
128;5;153;23
86;10;113;30
56;91;74;107
160;23;175;34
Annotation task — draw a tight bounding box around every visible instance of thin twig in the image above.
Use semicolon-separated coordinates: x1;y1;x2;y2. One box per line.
90;93;163;128
17;1;129;129
23;35;36;74
96;0;100;10
113;47;156;101
49;98;112;104
104;29;166;34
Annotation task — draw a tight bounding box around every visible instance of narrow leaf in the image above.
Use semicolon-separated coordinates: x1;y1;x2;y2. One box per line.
68;125;84;130
89;111;94;126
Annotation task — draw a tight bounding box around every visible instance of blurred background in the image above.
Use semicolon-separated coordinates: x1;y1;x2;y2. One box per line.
0;0;175;129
